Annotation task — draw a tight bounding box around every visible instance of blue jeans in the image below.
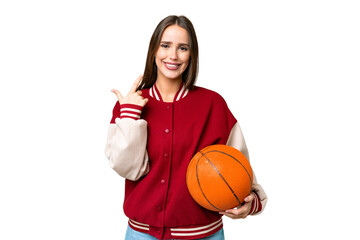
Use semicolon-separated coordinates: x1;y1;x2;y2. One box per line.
125;225;225;240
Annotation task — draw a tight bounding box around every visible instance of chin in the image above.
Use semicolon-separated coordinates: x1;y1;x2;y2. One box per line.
160;70;183;80
165;74;182;80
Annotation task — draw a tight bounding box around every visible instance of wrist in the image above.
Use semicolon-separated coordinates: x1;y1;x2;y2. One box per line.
249;191;262;215
119;104;143;120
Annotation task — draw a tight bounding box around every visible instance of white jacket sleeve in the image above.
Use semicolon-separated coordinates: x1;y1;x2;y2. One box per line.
226;122;267;215
105;110;149;181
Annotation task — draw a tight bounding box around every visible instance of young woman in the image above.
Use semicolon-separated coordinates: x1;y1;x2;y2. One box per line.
105;15;267;240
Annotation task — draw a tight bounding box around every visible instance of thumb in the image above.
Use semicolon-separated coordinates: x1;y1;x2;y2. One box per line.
111;89;123;102
244;192;255;203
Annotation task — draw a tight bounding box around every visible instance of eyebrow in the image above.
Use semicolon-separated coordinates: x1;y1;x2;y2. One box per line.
160;41;189;46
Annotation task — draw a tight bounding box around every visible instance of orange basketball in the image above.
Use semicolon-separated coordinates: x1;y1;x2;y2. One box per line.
186;144;253;212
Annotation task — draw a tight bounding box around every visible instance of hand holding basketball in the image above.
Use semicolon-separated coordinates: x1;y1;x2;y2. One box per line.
111;74;149;107
186;145;253;212
219;192;256;219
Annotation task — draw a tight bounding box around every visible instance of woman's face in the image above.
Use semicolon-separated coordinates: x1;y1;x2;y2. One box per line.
155;25;190;82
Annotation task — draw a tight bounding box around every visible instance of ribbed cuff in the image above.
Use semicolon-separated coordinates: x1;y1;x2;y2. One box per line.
249;191;262;215
119;104;143;120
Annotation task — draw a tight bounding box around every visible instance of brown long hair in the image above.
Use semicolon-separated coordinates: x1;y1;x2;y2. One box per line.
136;15;199;91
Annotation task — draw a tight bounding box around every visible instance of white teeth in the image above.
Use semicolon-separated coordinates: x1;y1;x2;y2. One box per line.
165;63;179;67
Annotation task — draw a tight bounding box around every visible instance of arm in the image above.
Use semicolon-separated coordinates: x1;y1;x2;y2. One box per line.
104;75;150;181
220;122;267;218
105;104;149;181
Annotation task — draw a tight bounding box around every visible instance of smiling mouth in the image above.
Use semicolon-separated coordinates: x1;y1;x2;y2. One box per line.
164;62;181;70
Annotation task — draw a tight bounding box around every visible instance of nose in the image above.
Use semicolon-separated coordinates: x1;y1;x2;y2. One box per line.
170;47;178;60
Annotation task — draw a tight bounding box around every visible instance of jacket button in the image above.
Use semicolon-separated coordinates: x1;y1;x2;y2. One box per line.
164;129;170;134
157;206;162;211
166;105;170;110
161;179;165;184
164;153;169;158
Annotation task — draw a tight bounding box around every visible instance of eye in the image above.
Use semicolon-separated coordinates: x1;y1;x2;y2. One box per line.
160;44;170;48
180;46;188;51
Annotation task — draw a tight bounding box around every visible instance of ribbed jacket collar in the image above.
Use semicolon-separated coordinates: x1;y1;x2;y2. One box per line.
149;82;189;102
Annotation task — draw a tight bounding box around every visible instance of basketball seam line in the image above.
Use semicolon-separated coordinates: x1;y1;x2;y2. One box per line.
202;150;253;184
202;152;242;207
196;151;222;211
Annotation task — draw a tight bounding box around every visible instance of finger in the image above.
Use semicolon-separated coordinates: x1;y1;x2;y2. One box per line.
111;89;123;101
244;192;256;202
224;208;246;216
137;90;142;95
222;206;248;217
130;74;143;93
225;202;251;215
219;211;246;219
139;98;149;107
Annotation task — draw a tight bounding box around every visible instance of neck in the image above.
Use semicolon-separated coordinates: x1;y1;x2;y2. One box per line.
155;76;182;102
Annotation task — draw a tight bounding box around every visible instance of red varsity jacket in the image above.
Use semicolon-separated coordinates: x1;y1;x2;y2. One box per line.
105;83;266;239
